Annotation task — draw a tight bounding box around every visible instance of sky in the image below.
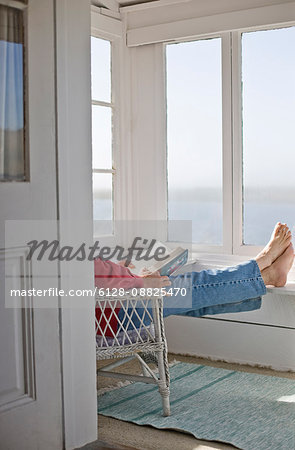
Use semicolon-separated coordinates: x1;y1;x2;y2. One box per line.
166;26;295;191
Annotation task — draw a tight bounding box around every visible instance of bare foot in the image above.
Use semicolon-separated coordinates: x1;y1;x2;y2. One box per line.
261;243;294;287
255;222;291;271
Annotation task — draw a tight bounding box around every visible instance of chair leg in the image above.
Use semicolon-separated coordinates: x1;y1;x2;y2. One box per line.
138;352;156;377
161;393;171;417
140;361;150;377
157;350;170;416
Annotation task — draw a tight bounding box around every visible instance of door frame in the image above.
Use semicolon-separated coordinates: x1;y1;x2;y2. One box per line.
55;0;97;448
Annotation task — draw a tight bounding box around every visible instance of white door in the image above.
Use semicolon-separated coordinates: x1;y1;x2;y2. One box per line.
0;0;63;448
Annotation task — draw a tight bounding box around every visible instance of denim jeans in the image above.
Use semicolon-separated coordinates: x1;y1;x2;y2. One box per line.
118;259;266;328
162;259;266;318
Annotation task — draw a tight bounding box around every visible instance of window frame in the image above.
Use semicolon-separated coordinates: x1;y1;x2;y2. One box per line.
232;23;295;256
91;11;121;243
165;23;295;258
165;32;232;255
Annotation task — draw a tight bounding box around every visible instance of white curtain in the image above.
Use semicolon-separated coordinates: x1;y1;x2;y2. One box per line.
0;4;25;181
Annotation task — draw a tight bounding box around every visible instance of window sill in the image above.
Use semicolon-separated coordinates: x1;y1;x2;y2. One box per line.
266;283;295;296
188;253;295;292
129;251;295;295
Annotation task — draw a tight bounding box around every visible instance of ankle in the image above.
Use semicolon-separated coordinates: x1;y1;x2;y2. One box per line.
261;267;271;285
256;254;271;272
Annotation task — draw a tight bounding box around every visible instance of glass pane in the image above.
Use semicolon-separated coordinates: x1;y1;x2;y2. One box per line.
91;36;111;103
0;5;26;181
242;27;295;245
92;105;112;169
93;173;113;235
166;38;223;244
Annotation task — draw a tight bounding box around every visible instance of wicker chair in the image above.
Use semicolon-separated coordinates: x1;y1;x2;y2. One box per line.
95;293;170;416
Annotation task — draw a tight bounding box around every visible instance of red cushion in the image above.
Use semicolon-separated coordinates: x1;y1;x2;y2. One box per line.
95;306;120;337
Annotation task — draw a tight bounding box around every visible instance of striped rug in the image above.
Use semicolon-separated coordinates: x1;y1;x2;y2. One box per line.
98;362;295;450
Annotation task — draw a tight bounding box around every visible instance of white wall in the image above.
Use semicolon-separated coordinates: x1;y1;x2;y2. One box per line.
165;292;295;371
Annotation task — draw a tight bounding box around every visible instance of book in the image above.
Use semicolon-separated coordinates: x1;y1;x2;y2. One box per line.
147;247;189;276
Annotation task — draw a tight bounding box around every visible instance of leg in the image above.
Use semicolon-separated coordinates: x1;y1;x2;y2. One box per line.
162;224;293;319
121;224;294;324
157;347;170;416
164;259;266;318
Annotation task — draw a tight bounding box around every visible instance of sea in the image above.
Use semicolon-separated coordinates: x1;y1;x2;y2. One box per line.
93;199;295;246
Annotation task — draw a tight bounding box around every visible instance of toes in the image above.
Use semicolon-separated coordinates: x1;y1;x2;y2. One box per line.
276;223;285;239
281;224;289;238
274;222;281;236
284;227;291;239
272;222;282;238
270;223;291;247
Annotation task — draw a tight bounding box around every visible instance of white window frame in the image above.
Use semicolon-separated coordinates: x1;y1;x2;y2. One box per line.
232;23;295;257
165;32;232;255
91;7;122;245
165;22;295;260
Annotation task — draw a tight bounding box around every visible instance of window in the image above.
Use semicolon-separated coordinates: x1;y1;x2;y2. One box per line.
0;3;28;181
241;27;295;246
166;38;223;245
166;26;295;253
91;36;114;236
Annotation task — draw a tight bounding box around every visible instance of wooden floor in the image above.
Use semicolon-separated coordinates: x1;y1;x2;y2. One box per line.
77;439;137;450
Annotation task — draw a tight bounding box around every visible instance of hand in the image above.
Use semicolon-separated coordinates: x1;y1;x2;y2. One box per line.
117;259;135;269
141;271;171;289
139;267;153;276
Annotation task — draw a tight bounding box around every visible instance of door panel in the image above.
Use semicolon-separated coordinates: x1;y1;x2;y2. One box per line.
0;248;35;412
0;0;63;448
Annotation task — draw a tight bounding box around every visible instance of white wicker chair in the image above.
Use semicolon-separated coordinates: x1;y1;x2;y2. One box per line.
96;293;170;416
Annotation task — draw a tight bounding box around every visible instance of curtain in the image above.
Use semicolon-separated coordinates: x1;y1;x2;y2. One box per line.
0;4;25;181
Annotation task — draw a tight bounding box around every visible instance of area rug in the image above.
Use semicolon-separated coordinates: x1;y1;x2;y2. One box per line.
98;362;295;450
